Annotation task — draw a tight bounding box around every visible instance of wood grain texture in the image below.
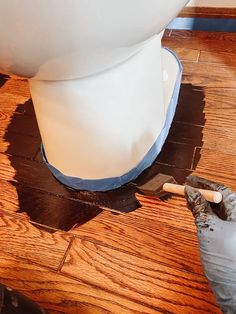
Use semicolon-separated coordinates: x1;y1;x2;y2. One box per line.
156;141;197;169
0;252;164;314
67;198;204;275
0;152;68;193
193;148;236;190
179;7;236;19
182;62;236;80
167;121;236;155
0;131;40;157
202;127;236;155
62;237;220;314
199;50;236;67
0;93;29;113
182;74;236;91
0;77;30;98
0;106;40;137
0;152;140;214
162;37;236;54
203;95;236;132
0;179;19;213
0;211;72;270
0;179;104;232
163;31;236;54
166;47;199;62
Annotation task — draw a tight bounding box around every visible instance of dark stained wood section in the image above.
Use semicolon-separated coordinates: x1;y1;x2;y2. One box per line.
0;29;236;313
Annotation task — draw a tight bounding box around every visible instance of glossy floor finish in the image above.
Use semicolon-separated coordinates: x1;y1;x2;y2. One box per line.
0;29;236;313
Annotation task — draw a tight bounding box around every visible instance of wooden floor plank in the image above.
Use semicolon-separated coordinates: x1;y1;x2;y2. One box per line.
0;152;66;193
123;195;195;233
199;50;236;67
202;127;236;155
0;178;104;232
166;47;199;62
156;141;196;170
0;211;72;270
0;180;19;213
179;6;236;19
182;74;236;92
0;93;29;113
0;252;185;314
0;151;141;215
61;237;220;314
0;77;30;98
67;198;204;275
174;86;236;135
168;121;236;155
0;174;201;278
163;36;236;54
170;30;236;42
182;62;236;80
193;148;236;190
0;131;40;158
0;108;40;137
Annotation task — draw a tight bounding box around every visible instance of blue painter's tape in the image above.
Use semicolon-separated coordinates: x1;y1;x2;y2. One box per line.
41;48;182;192
167;17;236;32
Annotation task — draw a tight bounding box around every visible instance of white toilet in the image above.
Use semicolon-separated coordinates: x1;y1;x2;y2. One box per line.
0;0;188;191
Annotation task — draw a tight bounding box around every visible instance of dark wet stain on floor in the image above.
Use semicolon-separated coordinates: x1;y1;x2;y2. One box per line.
3;81;205;232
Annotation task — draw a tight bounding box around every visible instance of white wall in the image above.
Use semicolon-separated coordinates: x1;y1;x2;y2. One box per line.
187;0;236;7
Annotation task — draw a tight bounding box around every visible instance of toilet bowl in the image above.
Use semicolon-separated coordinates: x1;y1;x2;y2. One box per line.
0;0;189;191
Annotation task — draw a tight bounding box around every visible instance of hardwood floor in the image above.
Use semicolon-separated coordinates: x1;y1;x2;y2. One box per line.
0;29;236;313
179;6;236;19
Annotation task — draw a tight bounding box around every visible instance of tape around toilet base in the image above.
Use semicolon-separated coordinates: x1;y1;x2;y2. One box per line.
41;48;182;192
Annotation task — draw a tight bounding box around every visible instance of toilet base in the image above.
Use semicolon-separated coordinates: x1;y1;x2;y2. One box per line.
30;42;182;191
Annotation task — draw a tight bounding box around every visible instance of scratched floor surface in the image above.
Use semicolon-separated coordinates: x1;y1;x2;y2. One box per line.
0;29;236;313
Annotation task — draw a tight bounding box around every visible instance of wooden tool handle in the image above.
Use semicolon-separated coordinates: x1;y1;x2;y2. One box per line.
163;183;222;204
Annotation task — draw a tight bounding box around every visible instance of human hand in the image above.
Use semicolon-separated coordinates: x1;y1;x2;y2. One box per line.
184;175;236;314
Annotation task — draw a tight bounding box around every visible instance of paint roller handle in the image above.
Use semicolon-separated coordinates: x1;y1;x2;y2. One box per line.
163;182;222;204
